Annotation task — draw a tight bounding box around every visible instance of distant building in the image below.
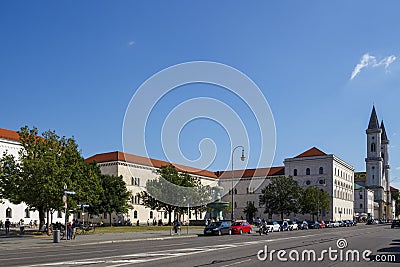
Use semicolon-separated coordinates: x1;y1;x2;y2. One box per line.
219;147;355;221
354;183;375;219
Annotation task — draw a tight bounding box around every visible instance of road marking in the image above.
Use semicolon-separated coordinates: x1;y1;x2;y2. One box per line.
221;259;252;266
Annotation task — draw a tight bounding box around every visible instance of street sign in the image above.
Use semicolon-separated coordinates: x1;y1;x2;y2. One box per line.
64;191;76;195
62;195;67;203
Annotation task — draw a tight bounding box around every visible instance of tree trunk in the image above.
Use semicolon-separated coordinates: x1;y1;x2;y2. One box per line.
38;207;45;231
109;212;112;227
168;210;172;226
281;212;284;221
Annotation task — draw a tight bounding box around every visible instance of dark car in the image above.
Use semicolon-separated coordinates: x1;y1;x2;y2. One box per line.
338;220;347;227
366;219;378;225
278;221;290;231
299;221;309;230
204;221;232;236
391;220;400;229
307;221;321;229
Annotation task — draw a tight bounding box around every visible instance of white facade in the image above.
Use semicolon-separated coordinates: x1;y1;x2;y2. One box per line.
284;149;355;221
354;185;374;218
87;152;219;225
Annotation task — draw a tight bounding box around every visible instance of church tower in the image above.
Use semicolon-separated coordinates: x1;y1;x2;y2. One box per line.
365;106;391;219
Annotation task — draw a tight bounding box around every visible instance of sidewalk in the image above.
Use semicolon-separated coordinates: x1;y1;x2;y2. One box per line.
0;228;203;250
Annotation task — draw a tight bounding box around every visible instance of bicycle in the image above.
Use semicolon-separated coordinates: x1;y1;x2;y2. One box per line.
75;225;95;235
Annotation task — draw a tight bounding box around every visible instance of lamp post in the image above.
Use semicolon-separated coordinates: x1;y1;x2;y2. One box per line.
231;146;246;221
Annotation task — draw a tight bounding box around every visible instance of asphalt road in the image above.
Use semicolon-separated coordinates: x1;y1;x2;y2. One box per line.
1;224;399;266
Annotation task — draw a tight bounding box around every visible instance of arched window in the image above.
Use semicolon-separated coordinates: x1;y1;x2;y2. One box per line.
164;212;167;219
306;168;310;175
150;211;153;219
294;169;298;176
234;188;237;194
371;143;376;152
25;208;30;218
234;202;237;208
134;210;138;219
6;208;12;218
319;167;323;174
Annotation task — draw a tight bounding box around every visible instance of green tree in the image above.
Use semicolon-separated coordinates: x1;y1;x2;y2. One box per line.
91;173;132;226
0;126;103;229
299;186;330;220
259;176;302;221
243;201;258;222
138;165;210;225
392;190;400;218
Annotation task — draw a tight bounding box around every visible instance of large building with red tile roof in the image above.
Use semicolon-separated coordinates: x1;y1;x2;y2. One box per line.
0;126;375;223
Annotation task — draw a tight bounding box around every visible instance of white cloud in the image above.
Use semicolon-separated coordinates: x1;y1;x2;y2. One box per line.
350;53;396;80
128;41;135;46
396;166;400;170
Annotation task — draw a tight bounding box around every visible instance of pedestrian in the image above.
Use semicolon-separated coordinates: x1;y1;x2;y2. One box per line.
5;219;10;234
147;219;150;226
67;222;73;240
0;219;3;229
19;219;25;234
29;220;33;228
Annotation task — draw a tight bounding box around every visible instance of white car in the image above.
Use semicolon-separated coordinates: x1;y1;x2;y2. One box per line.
326;221;339;228
287;221;298;230
265;221;281;232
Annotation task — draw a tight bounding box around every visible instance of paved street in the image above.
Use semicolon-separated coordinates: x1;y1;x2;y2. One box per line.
1;224;399;266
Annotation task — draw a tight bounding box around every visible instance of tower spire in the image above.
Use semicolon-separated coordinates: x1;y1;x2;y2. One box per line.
381;120;388;141
368;106;379;129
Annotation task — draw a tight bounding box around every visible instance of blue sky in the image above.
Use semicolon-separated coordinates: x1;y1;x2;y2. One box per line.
1;1;399;188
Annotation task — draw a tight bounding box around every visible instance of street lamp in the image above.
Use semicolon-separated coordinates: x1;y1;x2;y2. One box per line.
231;146;246;221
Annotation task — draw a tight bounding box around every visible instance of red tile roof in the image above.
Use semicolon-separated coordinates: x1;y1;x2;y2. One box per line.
217;166;285;179
390;186;399;192
295;147;327;158
86;151;219;179
0;128;20;142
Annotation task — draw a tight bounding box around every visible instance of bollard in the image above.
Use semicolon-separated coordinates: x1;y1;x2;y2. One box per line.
53;230;60;243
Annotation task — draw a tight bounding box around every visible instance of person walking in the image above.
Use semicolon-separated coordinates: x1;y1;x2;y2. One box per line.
19;219;25;234
5;219;11;234
0;219;3;230
67;222;73;240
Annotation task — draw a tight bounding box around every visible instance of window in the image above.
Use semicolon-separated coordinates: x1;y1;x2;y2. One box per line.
294;169;298;176
319;167;323;175
234;202;237;208
359;194;363;199
6;208;12;218
246;188;249;194
164;212;167;219
25;208;30;218
57;210;62;218
150;211;153;219
306;180;311;185
234;188;237;194
371;143;376;152
131;177;140;186
228;189;231;195
306;168;310;175
319;179;325;185
134;210;138;219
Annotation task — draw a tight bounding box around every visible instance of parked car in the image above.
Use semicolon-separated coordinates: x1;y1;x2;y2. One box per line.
325;220;336;228
307;221;321;229
204;221;232;236
299;221;309;230
231;220;252;235
266;221;282;232
317;220;326;228
338;220;347;227
391;220;400;229
344;220;353;227
279;221;290;231
366;219;378;225
287;221;298;231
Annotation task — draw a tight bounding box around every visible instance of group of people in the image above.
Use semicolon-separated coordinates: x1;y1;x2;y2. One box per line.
0;218;34;235
0;218;11;234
